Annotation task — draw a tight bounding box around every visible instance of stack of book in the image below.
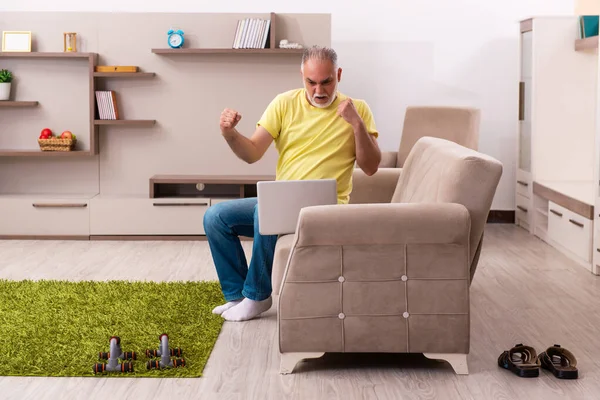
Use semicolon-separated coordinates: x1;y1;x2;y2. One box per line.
96;90;120;120
232;18;271;49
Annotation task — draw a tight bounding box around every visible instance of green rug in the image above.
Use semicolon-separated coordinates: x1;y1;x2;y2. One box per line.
0;279;225;378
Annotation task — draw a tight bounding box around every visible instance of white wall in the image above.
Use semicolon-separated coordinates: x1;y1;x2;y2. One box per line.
1;0;574;210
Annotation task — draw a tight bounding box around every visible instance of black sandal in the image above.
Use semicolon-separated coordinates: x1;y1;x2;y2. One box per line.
498;343;541;378
539;344;578;379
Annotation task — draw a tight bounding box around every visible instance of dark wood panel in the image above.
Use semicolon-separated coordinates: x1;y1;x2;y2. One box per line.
0;52;94;58
0;150;94;157
533;181;594;219
520;18;532;33
90;235;253;241
151;48;303;55
94;120;155;126
487;210;515;224
0;235;89;240
0;101;38;107
93;72;155;78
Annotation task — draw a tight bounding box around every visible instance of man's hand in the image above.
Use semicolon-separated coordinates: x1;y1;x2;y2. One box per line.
220;108;242;136
337;98;362;128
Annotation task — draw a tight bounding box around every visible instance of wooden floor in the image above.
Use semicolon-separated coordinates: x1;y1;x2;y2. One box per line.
0;224;599;400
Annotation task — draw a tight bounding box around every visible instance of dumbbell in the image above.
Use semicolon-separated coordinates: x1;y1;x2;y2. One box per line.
93;336;135;374
146;333;185;370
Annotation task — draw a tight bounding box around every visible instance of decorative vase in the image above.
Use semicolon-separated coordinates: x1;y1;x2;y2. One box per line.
0;82;11;101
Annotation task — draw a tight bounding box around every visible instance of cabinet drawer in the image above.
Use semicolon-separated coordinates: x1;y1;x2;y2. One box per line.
548;202;592;262
516;178;530;199
0;197;90;235
515;193;531;226
90;197;210;235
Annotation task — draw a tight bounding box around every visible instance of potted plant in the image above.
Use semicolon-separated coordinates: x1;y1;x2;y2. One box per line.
0;69;12;101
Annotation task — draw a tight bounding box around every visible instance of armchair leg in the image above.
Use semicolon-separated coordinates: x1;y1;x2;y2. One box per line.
279;352;325;374
423;353;468;375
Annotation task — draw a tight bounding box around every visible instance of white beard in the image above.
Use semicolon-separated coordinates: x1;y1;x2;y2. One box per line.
306;80;338;108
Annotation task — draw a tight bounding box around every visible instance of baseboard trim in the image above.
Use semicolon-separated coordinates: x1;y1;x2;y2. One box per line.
487;210;515;224
0;235;90;240
89;235;253;241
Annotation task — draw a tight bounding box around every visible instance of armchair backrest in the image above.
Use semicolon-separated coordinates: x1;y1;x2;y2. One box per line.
391;136;503;279
397;106;480;167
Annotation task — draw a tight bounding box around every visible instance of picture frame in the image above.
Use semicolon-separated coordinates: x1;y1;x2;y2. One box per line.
2;31;32;52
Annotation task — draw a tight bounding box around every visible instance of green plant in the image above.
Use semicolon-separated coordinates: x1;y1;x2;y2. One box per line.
0;69;12;83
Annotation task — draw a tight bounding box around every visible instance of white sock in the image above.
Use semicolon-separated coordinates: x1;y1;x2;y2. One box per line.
212;300;242;315
222;297;273;322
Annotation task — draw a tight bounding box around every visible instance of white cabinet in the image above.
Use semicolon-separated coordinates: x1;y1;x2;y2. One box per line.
517;16;599;274
0;194;93;236
90;196;210;235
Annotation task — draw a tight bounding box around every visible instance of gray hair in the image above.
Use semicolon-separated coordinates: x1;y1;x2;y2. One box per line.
301;46;338;70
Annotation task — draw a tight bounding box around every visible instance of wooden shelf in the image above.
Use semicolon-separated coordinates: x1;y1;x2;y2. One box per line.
93;72;156;78
0;150;93;157
149;174;276;198
151;48;304;55
0;101;39;107
94;120;156;126
575;36;599;51
0;52;94;58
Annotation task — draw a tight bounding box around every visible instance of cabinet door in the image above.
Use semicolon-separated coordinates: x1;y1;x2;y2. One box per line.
518;30;533;173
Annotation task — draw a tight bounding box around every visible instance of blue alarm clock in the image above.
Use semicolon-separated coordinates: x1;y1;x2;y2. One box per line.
168;29;184;49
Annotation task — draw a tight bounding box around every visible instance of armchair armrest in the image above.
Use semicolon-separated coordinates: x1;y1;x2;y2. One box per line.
379;151;398;168
350;168;401;204
294;203;470;246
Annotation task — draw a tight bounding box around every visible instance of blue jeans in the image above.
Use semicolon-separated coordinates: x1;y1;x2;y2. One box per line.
203;197;278;302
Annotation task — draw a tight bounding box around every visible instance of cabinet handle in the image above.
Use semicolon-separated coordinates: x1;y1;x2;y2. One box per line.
550;209;563;217
519;82;525;121
32;203;87;208
569;219;584;228
517;205;528;213
152;202;208;206
517;180;529;187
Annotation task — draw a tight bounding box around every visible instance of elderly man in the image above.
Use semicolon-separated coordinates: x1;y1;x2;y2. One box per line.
203;46;380;322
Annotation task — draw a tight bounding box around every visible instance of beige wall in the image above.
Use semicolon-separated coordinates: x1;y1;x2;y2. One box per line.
0;12;330;196
576;0;600;13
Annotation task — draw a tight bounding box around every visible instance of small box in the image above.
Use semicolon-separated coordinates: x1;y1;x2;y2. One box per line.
95;66;139;73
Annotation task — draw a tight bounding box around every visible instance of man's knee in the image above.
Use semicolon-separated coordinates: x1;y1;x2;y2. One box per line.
203;203;225;234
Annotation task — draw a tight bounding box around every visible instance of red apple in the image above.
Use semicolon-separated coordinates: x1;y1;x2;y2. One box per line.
41;128;52;137
61;131;73;139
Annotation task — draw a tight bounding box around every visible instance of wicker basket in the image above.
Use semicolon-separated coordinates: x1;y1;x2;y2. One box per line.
38;137;77;152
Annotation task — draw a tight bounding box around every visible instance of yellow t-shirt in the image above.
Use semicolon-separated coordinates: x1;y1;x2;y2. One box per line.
257;88;378;204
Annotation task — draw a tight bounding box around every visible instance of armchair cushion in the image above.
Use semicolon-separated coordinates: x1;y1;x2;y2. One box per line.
349;168;402;204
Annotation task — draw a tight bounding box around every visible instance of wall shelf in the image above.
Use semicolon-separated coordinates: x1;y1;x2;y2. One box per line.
575;36;599;51
0;150;93;157
94;120;156;126
151;48;303;55
0;52;94;59
0;101;39;107
93;72;156;78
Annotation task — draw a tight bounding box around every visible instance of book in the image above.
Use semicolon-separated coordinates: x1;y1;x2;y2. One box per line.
232;17;271;49
95;90;119;120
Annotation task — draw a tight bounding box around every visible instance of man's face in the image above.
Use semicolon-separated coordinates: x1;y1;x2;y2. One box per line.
302;59;341;108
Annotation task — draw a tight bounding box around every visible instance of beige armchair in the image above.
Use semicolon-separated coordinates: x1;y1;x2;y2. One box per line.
274;136;502;375
381;106;481;168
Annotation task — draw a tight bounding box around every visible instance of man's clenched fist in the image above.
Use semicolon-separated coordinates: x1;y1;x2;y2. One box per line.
337;98;361;127
220;108;242;134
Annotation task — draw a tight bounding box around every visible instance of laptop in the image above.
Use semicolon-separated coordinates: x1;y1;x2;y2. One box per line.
257;179;338;235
